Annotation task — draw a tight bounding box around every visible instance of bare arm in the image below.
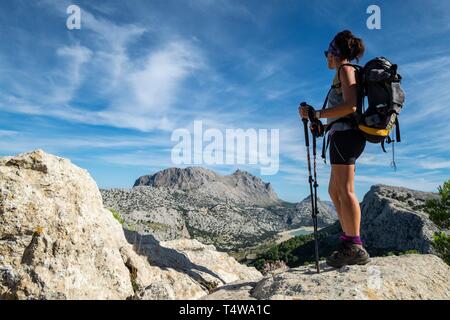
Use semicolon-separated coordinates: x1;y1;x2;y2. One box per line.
319;65;358;119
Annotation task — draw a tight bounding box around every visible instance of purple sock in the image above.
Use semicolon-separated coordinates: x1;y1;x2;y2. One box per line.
339;234;363;245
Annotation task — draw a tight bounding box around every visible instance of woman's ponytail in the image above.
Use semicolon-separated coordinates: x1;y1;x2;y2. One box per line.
332;30;365;62
349;36;365;62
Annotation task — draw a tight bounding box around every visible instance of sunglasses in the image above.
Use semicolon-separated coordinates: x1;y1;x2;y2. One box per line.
325;42;340;58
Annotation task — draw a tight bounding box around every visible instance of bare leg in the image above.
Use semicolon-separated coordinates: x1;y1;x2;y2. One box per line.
333;164;361;237
326;164;370;267
328;165;347;234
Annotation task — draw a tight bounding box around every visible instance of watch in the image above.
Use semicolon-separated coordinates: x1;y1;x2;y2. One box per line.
315;110;321;119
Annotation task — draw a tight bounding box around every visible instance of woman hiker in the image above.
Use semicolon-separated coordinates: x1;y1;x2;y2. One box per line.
299;30;370;268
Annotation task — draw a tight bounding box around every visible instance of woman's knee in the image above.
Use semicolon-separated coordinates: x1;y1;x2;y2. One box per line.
337;188;355;200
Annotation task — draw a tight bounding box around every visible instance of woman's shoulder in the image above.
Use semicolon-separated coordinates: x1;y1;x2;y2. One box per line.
337;64;357;86
339;64;358;76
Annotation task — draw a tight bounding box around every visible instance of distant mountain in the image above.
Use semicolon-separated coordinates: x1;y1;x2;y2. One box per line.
134;167;279;206
102;167;338;251
296;195;338;226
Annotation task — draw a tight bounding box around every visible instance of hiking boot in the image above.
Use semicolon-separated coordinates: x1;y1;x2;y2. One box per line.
326;242;370;268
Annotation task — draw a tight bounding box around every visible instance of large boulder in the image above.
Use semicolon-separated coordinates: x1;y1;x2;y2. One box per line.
0;150;261;300
205;254;450;300
0;150;135;299
360;185;441;254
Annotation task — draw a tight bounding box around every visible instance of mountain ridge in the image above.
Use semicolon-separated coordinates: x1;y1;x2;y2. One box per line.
133;167;279;206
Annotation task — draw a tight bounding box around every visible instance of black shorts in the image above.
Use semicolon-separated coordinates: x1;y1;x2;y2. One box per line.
329;129;366;165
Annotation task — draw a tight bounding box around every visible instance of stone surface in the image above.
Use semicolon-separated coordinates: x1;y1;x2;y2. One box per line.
0;150;135;299
202;281;258;300
360;184;441;254
125;232;263;298
126;232;262;285
206;254;450;300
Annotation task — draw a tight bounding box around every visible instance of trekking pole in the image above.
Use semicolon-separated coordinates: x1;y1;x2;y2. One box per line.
300;102;320;273
311;126;321;274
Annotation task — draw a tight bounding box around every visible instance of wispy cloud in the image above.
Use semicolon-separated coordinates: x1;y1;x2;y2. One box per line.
0;3;204;132
0;130;18;138
418;159;450;170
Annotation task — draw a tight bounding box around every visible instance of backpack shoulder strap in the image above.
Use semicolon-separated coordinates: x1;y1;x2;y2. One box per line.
322;73;345;111
321;86;333;110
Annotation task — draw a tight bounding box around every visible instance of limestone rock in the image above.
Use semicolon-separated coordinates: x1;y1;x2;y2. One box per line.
202;281;259;300
360;184;441;254
125;231;262;296
205;254;450;300
0;150;134;299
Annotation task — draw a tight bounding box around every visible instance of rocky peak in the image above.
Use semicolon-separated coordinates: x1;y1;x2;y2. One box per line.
232;169;272;187
295;195;338;226
134;167;279;206
133;167;218;190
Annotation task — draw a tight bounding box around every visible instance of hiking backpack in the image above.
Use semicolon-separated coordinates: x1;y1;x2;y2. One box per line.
357;57;405;145
321;57;406;169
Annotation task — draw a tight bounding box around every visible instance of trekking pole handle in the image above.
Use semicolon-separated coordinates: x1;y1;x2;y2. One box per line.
300;102;311;146
302;119;309;147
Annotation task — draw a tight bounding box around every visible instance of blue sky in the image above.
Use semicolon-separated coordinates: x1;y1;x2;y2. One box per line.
0;0;449;202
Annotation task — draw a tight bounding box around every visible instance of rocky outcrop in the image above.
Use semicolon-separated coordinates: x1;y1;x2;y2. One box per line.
134;167;279;206
0;150;261;300
102;169;337;250
360;184;441;254
204;254;450;300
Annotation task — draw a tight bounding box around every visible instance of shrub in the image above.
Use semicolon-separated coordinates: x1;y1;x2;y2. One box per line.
432;232;450;266
109;208;125;225
425;180;450;228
